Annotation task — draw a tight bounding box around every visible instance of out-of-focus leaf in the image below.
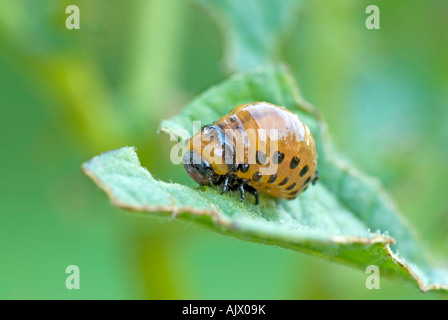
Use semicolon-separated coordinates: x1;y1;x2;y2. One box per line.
0;0;128;151
193;0;302;72
83;66;448;292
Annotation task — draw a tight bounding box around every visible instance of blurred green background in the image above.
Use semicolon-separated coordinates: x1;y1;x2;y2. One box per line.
0;0;447;299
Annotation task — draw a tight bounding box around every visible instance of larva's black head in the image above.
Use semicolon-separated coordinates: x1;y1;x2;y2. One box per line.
183;150;222;186
183;124;235;186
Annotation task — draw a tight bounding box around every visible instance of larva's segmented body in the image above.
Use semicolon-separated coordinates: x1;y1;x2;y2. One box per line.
183;102;318;204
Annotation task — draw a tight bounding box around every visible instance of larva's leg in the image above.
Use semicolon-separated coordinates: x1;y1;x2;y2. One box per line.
227;175;235;192
238;184;245;202
221;176;229;193
254;191;259;205
244;185;259;205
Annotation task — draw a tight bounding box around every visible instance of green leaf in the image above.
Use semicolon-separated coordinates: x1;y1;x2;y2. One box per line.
193;0;302;72
83;66;448;292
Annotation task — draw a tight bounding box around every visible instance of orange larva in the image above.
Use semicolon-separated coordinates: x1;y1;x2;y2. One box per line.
183;102;318;204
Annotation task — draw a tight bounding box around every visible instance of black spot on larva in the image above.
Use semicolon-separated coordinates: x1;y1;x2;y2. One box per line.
240;164;250;173
304;177;311;186
300;165;309;177
288;189;299;196
217;123;225;130
286;183;296;191
252;172;262;182
256;151;267;165
312;170;319;185
268;174;277;184
272;151;284;165
290;156;300;169
230;116;236;122
278;177;289;186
